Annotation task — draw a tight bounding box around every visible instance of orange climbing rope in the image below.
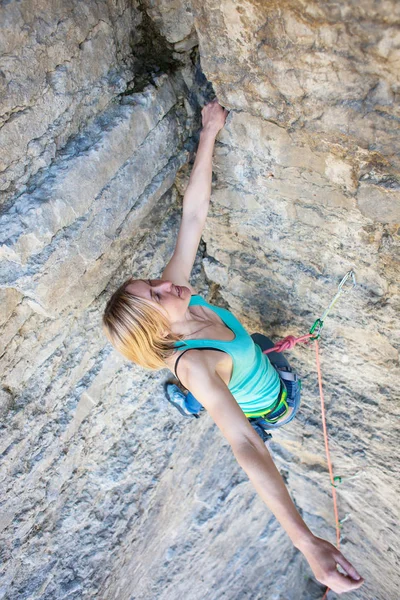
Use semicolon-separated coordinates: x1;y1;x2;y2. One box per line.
314;338;341;549
263;337;341;599
315;338;340;600
262;271;356;599
265;336;342;546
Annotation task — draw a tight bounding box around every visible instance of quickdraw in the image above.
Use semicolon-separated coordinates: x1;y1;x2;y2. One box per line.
309;270;356;340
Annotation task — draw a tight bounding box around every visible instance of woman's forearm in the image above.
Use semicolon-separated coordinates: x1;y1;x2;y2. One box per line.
183;127;217;215
234;441;314;549
233;442;364;594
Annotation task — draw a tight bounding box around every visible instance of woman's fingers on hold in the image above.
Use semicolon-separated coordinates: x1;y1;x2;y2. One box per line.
330;570;365;594
201;99;229;131
203;98;221;108
335;552;362;581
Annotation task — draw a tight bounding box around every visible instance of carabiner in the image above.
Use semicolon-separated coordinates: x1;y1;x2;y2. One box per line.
337;270;357;293
309;318;324;339
320;270;357;323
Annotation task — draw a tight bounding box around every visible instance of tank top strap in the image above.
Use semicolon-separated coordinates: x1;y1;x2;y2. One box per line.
175;301;232;352
173;347;226;382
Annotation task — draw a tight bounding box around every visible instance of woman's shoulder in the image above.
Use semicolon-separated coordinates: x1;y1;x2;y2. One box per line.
174;347;222;388
166;344;227;388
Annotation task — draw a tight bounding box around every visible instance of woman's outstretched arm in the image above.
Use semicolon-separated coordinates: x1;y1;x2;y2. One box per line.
179;351;365;595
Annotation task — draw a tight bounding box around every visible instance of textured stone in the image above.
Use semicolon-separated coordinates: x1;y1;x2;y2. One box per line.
0;75;179;266
1;1;399;600
357;181;400;224
142;0;194;44
0;0;137;198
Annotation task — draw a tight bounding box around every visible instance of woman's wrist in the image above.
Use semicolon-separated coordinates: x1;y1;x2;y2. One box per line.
292;530;316;552
200;125;219;138
294;531;318;556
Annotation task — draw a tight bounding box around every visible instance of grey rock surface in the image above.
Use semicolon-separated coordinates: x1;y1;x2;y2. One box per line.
0;0;138;199
1;1;399;600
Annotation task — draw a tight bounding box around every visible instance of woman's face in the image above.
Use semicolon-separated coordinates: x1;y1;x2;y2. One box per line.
125;278;191;323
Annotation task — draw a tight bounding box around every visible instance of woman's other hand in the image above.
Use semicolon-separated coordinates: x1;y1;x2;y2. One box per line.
201;99;229;135
300;535;364;594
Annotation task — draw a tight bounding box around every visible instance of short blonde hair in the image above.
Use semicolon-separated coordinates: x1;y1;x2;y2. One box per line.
102;277;186;370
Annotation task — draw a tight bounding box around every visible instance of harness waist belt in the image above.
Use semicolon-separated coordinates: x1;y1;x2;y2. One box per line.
244;381;288;420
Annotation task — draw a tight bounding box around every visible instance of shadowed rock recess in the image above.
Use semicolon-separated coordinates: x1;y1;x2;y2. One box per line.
0;1;399;599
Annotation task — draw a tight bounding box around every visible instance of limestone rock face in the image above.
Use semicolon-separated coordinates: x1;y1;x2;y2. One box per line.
1;1;399;600
0;0;139;198
186;3;400;599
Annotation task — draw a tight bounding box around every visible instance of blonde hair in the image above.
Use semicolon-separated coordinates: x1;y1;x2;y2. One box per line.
102;277;186;370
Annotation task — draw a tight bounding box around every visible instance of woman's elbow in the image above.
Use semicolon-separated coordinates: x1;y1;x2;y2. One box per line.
231;433;268;463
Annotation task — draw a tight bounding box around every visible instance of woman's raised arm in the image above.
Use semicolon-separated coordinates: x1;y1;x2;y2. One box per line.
162;100;228;286
182;99;229;221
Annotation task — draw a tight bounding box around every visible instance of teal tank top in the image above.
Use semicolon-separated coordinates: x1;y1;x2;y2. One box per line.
173;294;281;415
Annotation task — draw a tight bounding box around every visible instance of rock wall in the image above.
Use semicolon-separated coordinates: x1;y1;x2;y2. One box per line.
1;1;399;600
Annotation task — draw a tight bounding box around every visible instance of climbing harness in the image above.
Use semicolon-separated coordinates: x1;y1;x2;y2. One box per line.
262;270;357;599
244;380;288;419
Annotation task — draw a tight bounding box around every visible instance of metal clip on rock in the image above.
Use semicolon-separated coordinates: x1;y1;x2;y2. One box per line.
309;270;357;340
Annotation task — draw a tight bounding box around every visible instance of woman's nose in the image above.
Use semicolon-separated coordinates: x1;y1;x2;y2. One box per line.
154;280;172;291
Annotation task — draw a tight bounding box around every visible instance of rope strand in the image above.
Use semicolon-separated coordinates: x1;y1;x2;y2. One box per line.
262;272;356;599
314;339;341;548
263;333;314;354
263;336;342;599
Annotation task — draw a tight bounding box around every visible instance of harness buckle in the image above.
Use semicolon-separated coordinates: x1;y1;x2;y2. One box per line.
276;368;298;382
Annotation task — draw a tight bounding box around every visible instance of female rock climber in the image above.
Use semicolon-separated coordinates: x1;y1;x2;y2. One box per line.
102;99;364;595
